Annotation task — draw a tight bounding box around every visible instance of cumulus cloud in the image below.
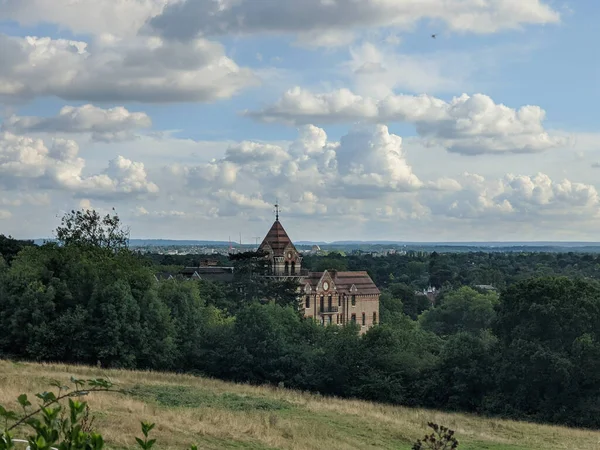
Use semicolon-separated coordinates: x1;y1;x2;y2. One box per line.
0;0;177;37
0;34;256;103
3;105;152;142
427;172;600;220
336;125;423;194
247;88;566;155
171;124;424;215
0;132;158;199
148;0;559;42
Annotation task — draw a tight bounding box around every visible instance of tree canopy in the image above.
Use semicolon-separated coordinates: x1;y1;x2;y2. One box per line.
55;208;129;250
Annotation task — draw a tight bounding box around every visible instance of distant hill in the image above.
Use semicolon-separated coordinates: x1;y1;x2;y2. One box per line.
30;238;600;253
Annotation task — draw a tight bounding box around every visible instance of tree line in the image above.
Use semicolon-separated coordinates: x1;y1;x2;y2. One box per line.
1;210;600;429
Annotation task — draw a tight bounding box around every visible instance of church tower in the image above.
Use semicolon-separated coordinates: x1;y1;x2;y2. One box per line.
258;203;303;277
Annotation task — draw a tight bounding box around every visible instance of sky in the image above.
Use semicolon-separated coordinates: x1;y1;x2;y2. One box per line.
0;0;599;243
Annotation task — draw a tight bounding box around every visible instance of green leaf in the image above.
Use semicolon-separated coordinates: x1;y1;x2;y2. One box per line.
35;435;47;449
87;379;113;389
146;439;156;449
140;422;155;438
70;376;85;390
49;380;69;391
91;433;104;450
135;437;146;449
0;406;19;421
35;391;57;404
17;394;31;408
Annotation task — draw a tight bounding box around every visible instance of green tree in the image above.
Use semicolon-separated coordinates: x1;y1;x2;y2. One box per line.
492;276;600;427
388;283;430;320
419;287;499;336
0;234;34;265
87;281;142;368
425;331;497;411
55;208;129;250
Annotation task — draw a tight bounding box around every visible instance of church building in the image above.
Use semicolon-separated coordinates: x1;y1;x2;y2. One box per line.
258;210;380;333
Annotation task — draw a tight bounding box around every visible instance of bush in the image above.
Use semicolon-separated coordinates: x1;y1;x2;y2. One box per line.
0;378;197;450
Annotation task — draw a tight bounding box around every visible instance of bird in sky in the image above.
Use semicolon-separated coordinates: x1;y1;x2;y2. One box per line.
431;34;437;39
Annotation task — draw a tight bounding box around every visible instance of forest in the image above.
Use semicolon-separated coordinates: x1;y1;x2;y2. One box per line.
2;210;600;430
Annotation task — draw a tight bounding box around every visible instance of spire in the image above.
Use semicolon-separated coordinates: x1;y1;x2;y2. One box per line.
259;209;297;256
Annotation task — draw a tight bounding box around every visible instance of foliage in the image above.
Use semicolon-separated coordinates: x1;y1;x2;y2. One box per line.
0;235;34;266
412;423;459;450
228;251;303;314
419;287;498;336
0;379;198;450
8;210;600;429
55;209;129;251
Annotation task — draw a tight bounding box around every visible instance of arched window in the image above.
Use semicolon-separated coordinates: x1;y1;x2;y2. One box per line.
305;296;310;308
327;295;332;309
284;261;289;275
362;313;366;326
373;312;377;325
291;261;296;275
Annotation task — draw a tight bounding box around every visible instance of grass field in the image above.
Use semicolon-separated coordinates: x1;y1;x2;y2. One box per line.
1;360;599;450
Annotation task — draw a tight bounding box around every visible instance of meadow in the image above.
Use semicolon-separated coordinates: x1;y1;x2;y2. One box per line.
1;360;599;450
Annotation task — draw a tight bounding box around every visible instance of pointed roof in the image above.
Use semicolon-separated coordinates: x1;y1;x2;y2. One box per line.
259;220;297;256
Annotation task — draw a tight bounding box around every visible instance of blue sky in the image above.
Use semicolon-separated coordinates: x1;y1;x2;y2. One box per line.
0;0;599;242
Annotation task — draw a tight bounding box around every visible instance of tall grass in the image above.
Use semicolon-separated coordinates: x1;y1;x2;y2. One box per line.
1;360;599;450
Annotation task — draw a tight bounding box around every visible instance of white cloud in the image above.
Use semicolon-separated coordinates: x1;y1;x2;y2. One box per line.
225;141;291;165
247;88;567;155
294;30;357;49
148;0;560;42
0;132;158;199
336;125;423;194
0;34;256;103
426;172;600;220
172;124;424;214
76;156;159;199
2;105;152;142
133;206;186;218
0;192;50;207
0;0;178;37
345;42;470;96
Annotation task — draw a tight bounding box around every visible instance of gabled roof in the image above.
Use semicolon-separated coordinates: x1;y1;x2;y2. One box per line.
180;266;234;283
304;270;380;296
259;220;297;256
154;272;175;281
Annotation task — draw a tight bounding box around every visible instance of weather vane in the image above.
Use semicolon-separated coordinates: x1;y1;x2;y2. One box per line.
274;200;280;221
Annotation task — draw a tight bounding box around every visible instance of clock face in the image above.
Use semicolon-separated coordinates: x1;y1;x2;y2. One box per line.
323;281;329;291
287;251;292;259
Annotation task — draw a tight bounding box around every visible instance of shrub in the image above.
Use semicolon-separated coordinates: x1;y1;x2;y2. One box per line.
0;378;197;450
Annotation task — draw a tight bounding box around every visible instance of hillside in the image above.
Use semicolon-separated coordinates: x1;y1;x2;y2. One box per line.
1;361;599;450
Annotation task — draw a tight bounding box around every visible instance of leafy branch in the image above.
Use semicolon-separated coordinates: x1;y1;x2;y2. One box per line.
4;377;120;433
0;378;198;450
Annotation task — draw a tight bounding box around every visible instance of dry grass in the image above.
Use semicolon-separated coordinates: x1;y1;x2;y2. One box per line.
1;360;600;450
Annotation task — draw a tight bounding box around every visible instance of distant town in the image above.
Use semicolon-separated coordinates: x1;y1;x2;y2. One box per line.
111;240;600;256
